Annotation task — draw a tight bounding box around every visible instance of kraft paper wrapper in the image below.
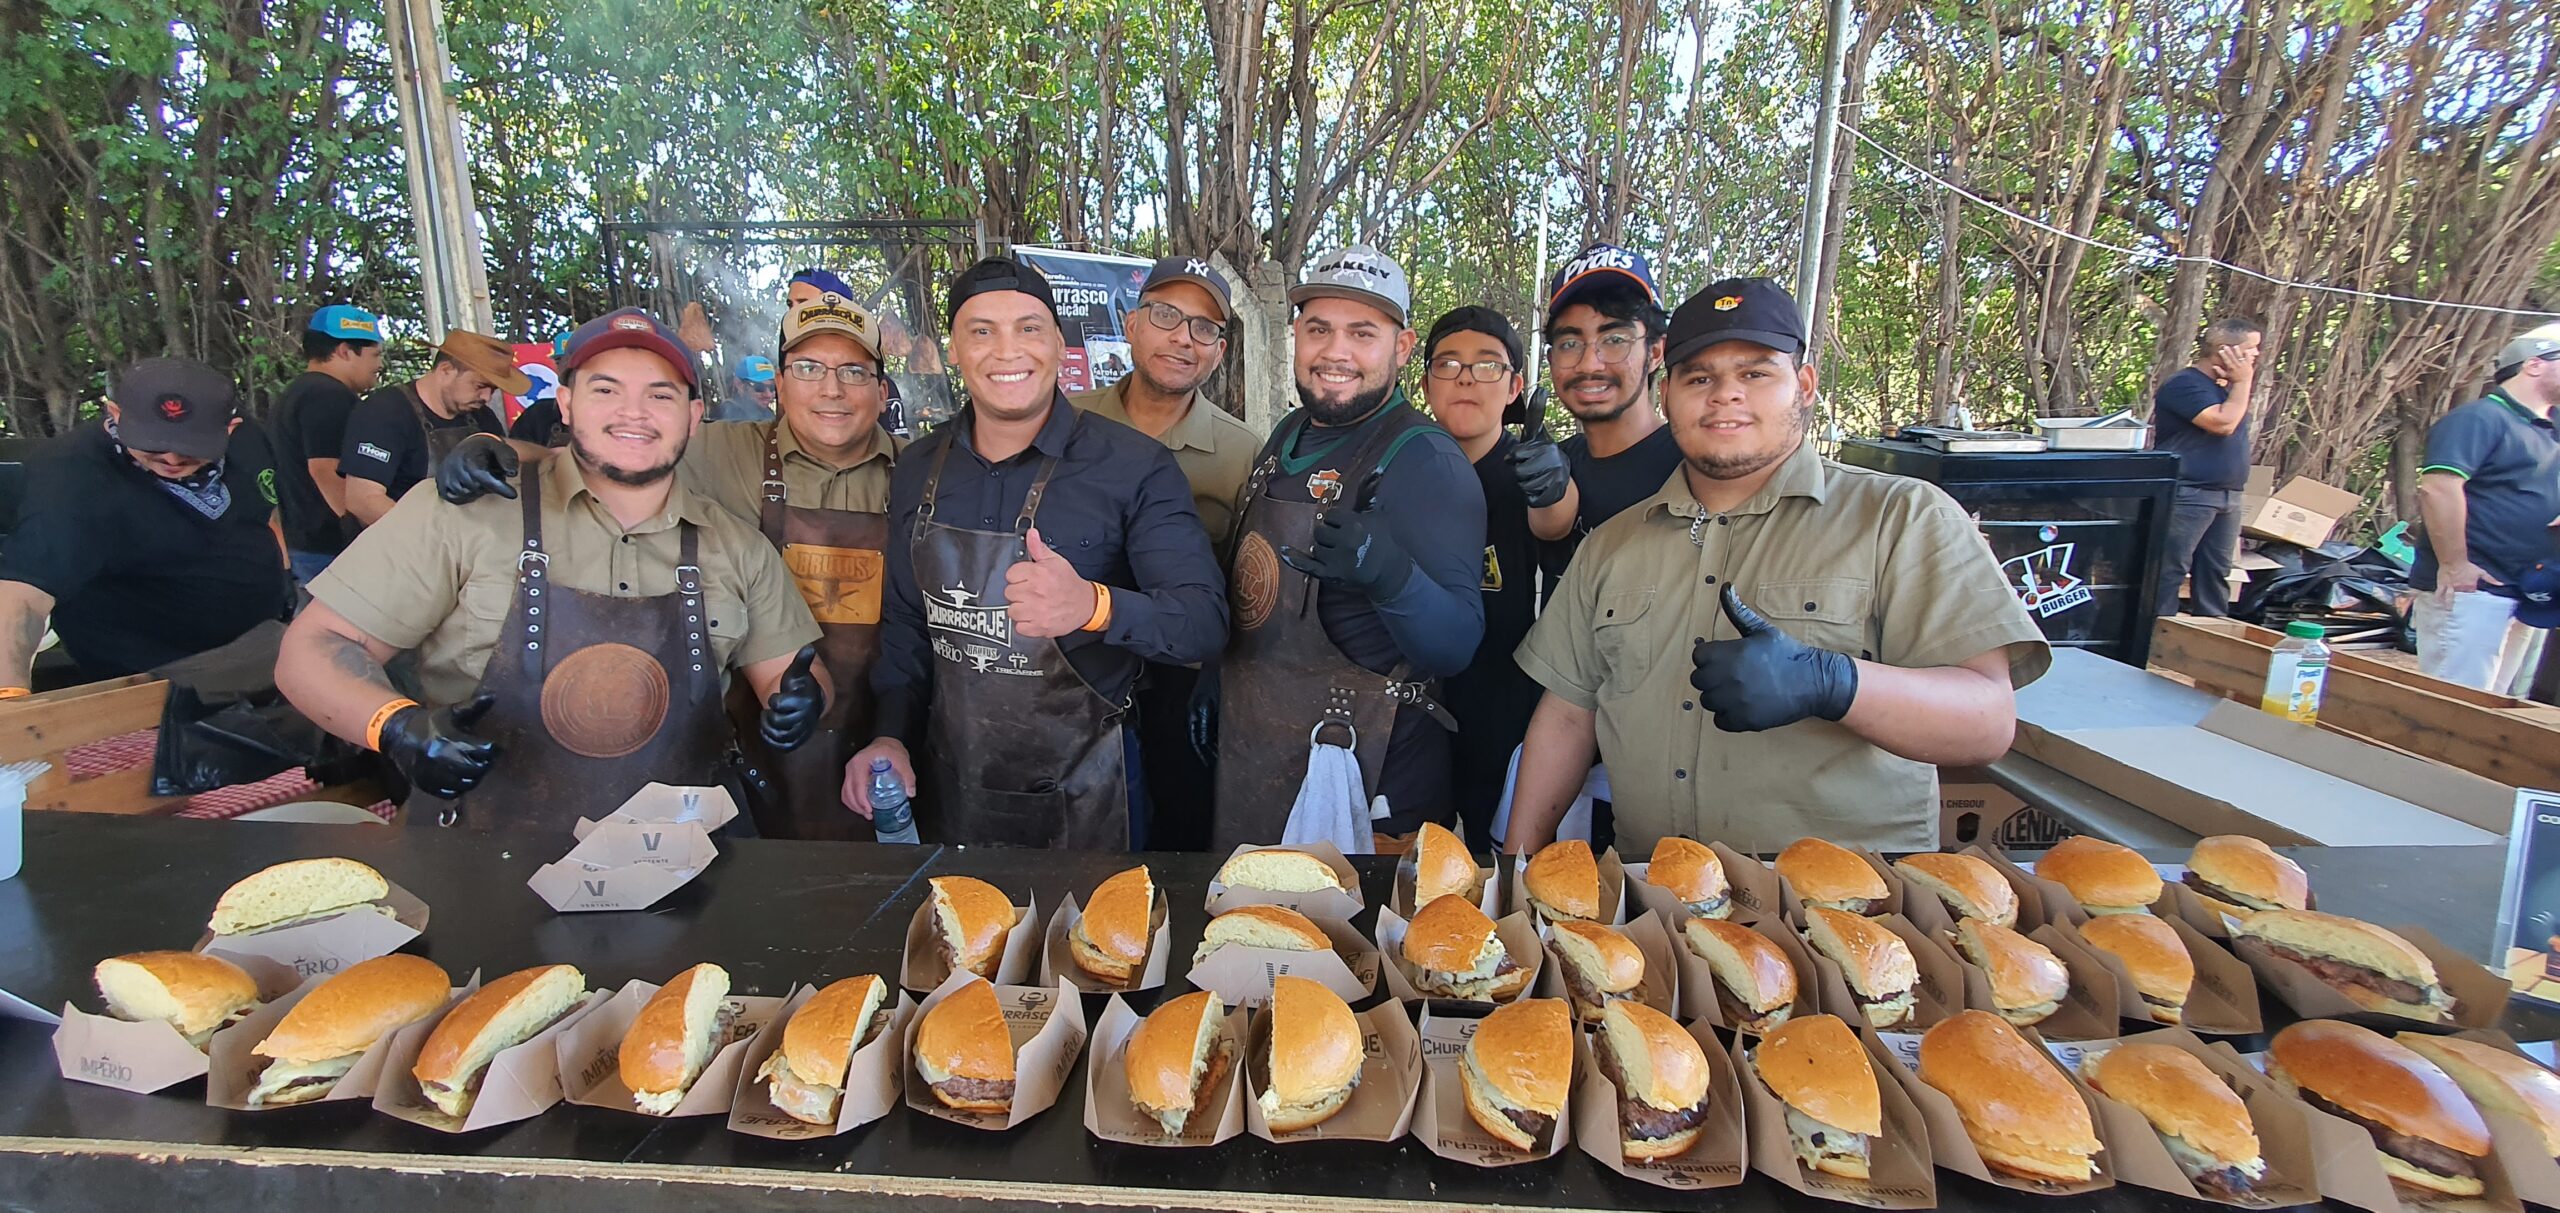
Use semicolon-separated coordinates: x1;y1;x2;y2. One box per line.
2062;912;2262;1035
1187;913;1379;1007
900;974;1087;1131
724;981;916;1139
1806;913;1963;1032
196;880;428;982
2229;922;2502;1031
1412;1001;1572;1165
1391;850;1496;921
1508;845;1627;926
1670;912;1818;1035
1717;843;1795;924
54;953;302;1094
1374;905;1543;1006
1534;910;1678;1022
1733;1022;1938;1207
1040;890;1172;994
1572;1014;1746;1190
1205;842;1364;920
2154;864;2318;936
900;893;1039;991
528;821;720;913
1873;1024;2116;1196
1240;997;1418;1143
1961;844;2062;932
205;971;473;1111
557;978;781;1117
1783;846;1907;928
373;984;609;1133
2044;1027;2320;1207
1082;995;1247;1147
2219;1041;2522;1213
572;782;740;838
2443;1030;2560;1211
1943;921;2121;1042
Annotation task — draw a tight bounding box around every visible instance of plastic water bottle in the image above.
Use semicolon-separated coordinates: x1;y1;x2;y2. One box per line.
2259;621;2331;724
869;759;920;844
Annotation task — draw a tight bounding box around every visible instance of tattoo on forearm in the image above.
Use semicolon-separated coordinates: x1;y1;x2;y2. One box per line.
323;633;393;693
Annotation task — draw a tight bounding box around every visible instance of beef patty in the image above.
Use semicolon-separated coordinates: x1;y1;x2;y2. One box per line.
1503;1105;1555;1141
2244;939;2434;1007
2296;1089;2479;1181
1597;1031;1711;1141
934;1076;1017;1104
2180;871;2263;908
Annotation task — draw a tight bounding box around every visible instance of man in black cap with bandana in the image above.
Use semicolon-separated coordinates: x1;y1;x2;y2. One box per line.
846;255;1226;850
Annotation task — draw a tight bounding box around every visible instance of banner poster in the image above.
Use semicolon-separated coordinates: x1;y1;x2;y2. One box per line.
509;343;559;426
2494;788;2560;1008
1013;246;1154;394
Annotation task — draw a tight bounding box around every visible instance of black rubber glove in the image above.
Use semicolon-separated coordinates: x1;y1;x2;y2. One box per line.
436;432;519;504
759;645;824;751
1688;585;1860;731
1188;664;1220;768
1278;508;1413;599
1506;419;1571;509
380;692;499;800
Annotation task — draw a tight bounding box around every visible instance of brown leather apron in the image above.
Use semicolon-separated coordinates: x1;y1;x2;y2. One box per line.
403;382;493;481
729;425;888;840
911;430;1129;850
407;461;729;833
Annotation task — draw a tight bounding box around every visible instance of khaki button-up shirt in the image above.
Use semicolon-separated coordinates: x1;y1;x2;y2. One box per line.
1073;379;1259;549
312;460;821;705
677;418;904;524
1516;439;2051;854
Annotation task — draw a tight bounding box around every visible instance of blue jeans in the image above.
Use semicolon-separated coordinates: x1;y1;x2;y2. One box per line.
289;549;336;586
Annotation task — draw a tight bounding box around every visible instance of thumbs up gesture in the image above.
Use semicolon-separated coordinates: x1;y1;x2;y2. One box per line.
1006;528;1101;639
758;644;827;750
1687;585;1861;732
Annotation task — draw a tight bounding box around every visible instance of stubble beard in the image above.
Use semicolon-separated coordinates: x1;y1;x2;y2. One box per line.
1686;394;1817;481
572;431;687;487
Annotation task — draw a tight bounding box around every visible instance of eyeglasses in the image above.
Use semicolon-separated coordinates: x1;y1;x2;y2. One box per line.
1426;357;1514;384
783;359;882;388
1549;331;1643;366
1136;301;1226;345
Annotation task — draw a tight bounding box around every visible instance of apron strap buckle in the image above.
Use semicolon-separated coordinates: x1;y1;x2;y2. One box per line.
761;477;788;501
516;549;549;572
1387;679;1460;732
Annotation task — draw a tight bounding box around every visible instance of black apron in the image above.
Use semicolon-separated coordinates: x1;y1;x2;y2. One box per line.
911;426;1129;850
403;382;491;483
406;461;729;833
730;426;889;840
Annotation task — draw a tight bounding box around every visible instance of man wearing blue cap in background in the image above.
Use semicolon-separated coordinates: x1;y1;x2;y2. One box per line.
721;354;779;422
270;304;384;582
2410;332;2560;693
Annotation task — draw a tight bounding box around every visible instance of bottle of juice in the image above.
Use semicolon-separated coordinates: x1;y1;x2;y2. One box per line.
2260;621;2330;724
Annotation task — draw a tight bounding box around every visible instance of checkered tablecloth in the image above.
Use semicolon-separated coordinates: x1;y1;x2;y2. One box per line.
63;728;393;821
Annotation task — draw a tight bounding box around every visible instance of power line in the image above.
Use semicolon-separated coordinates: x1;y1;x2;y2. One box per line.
1840;120;2560;321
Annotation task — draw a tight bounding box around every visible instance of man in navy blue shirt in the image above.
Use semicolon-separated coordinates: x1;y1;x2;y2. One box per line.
2410;333;2560;692
2150;317;2265;619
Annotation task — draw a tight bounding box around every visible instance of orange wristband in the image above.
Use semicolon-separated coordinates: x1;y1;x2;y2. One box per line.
365;698;420;752
1080;582;1113;633
0;687;28;700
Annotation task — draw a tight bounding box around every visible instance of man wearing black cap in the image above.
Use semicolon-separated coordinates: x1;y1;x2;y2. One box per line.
1502;278;2050;855
846;256;1226;851
1533;242;1684;557
338;330;533;527
0;358;290;690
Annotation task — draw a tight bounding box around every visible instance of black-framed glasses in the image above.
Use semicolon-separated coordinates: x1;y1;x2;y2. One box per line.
1549;331;1642;366
1426;357;1514;384
784;359;883;388
1136;300;1226;344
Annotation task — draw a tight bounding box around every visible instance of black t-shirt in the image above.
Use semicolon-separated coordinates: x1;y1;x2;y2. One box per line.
1543;423;1684;572
268;371;360;554
340;383;506;502
0;421;288;678
2410;390;2560;592
509;398;568;449
1444;433;1548;842
2151;366;2250;490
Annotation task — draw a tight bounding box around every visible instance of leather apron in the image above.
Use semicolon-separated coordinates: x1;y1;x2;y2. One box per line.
729;425;889;840
1212;411;1438;851
406;461;728;833
911;429;1130;850
404;382;489;481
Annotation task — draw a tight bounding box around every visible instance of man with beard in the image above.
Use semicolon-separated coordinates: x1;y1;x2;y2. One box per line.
1501;278;2049;855
847;257;1225;850
1074;256;1259;849
1529;243;1684;558
275;308;826;833
339;331;535;527
1208;245;1487;849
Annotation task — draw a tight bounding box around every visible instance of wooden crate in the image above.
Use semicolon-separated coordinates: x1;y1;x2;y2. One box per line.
2150;616;2560;792
0;675;187;814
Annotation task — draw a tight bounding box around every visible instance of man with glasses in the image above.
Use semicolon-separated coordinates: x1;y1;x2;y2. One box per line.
1075;256;1260;849
2409;333;2560;692
1532;243;1684;561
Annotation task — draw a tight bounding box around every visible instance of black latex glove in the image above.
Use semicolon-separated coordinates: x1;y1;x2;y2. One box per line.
1506;420;1571;509
380;692;500;800
436;432;519;504
1188;664;1220;768
759;645;824;751
1688;586;1860;732
1278;508;1413;599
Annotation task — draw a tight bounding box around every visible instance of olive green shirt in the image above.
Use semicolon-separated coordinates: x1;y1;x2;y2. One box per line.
676;417;904;524
1516;439;2051;854
1073;379;1259;549
311;460;822;706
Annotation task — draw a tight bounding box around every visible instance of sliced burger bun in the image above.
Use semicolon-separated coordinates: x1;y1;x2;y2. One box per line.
1410;822;1482;907
1127;990;1230;1135
2184;835;2309;911
249;953;450;1107
1599;1001;1711;1160
1951;918;2068;1027
1069;865;1155;983
1260;976;1360;1131
1524;839;1600;922
1217;848;1347;894
1460;997;1571;1151
915;976;1016;1113
929;876;1018;980
1646;836;1731;919
618;962;734;1114
2078;912;2193;1024
1777;838;1888;913
2035;835;2163;914
208;857;389;936
1894;852;2018;928
1917;1009;2101;1185
1682;918;1797;1028
413;963;586;1118
2083;1043;2264;1182
1193;904;1328;965
94;950;259;1045
2267;1019;2489;1196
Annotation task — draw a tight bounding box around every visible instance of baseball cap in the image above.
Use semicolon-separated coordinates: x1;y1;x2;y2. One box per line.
780;292;884;359
945;256;1059;325
1547;242;1661;313
1290;244;1411;327
2517;560;2560;629
1663;276;1808;367
2493;333;2560;376
736;355;778;384
559;307;698;390
307;305;381;344
1425;306;1525;374
788;267;854;299
439;330;533;397
111;358;238;460
1141;256;1234;322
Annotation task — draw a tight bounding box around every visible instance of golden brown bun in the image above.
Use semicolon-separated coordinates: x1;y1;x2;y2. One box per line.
1646;837;1729;910
1404;892;1502;970
2268;1020;2488;1157
1071;865;1155;981
1803;907;1917;1000
1683;918;1797;1015
1895;853;2019;928
1918;1010;2101;1183
1551;919;1645;1016
2086;1043;2262;1172
2078;913;2193;1022
253;953;450;1064
1413;823;1482;907
1953;918;2069;1026
93;951;258;1039
1524;839;1600;921
2036;835;2164;912
1195;904;1329;963
1600;1001;1709;1112
1777;838;1888;910
776;975;887;1089
1462;997;1572;1149
1127;990;1225;1129
2397;1035;2560;1156
1265;975;1361;1129
207;857;388;935
1215;848;1347;894
617;962;731;1105
413;964;585;1110
2230;910;2440;989
929;877;1018;979
1756;1014;1881;1135
915;976;1014;1107
2187;836;2309;911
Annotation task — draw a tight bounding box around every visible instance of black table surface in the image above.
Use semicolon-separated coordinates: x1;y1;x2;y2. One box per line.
0;813;2548;1213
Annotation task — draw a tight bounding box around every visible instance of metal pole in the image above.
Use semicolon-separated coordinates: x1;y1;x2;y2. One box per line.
1527;187;1552;370
1795;0;1854;331
387;0;493;338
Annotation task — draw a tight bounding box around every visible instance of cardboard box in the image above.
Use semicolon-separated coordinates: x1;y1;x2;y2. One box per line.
2241;467;2361;548
1937;767;2069;850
